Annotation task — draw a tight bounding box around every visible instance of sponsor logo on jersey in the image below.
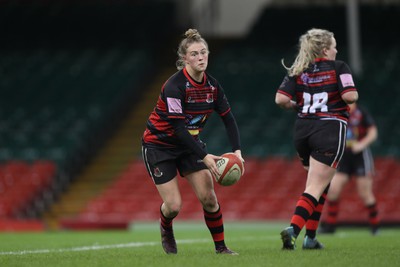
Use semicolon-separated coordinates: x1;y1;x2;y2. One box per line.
339;73;355;87
301;73;331;84
206;93;214;103
187;114;207;125
167;97;182;113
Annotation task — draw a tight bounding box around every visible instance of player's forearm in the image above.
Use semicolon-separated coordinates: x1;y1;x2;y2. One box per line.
358;126;378;148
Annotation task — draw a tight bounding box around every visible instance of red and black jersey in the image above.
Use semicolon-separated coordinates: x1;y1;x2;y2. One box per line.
277;58;357;122
346;105;375;145
143;68;231;148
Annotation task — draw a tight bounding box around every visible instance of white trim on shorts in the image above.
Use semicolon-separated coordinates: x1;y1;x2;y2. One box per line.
332;121;347;168
141;146;156;184
362;147;375;175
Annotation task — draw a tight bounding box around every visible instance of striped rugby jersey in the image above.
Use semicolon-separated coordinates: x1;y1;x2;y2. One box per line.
143;68;231;148
277;58;357;122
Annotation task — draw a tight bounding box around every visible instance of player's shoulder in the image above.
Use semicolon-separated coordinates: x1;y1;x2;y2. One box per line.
205;71;219;85
333;60;350;70
278;75;294;89
167;69;185;83
163;70;186;88
334;59;346;65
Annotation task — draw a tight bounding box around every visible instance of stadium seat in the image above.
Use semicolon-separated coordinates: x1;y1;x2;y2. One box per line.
62;152;400;226
0;160;56;219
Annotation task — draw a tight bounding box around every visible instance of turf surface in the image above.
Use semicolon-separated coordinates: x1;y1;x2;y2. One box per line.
0;221;399;267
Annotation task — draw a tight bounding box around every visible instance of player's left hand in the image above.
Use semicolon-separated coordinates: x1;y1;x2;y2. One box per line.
351;141;365;153
233;149;245;175
203;154;222;178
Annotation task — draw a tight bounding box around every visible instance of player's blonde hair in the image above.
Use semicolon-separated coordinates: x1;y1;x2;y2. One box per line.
176;29;209;70
282;28;334;76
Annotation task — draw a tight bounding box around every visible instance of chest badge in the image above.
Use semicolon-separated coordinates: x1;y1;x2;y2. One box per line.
206;93;214;103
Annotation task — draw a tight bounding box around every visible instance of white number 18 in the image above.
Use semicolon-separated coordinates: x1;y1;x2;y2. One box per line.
302;92;328;113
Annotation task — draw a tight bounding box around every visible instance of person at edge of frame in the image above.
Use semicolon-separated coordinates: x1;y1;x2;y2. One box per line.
320;102;379;235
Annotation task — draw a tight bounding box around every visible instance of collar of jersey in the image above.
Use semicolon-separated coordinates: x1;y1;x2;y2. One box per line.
315;57;329;62
183;67;206;87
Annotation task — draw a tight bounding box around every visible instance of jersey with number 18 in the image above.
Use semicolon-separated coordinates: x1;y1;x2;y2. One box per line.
277;58;357;123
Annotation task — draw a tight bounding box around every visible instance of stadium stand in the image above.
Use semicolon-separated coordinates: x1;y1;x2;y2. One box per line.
0;48;152;163
48;67;176;229
0;0;177;229
61;156;400;230
60;4;400;230
0;160;55;219
1;2;400;230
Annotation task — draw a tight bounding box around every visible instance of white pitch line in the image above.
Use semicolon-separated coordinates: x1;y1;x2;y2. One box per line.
0;236;274;256
0;239;211;256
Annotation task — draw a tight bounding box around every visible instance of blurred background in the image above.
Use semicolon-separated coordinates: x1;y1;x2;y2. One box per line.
0;0;399;231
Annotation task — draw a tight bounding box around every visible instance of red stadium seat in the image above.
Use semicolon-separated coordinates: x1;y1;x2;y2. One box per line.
0;160;56;219
69;157;400;225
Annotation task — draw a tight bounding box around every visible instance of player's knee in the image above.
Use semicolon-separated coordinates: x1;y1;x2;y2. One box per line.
164;201;182;216
327;189;341;200
199;191;218;210
359;192;374;204
327;194;339;201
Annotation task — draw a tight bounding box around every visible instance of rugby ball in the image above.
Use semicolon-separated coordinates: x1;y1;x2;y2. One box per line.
215;153;244;186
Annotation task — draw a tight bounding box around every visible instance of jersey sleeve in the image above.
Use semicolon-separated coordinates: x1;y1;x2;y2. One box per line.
277;75;296;99
221;111;241;152
335;61;357;95
162;81;186;119
169;118;208;159
214;83;231;116
213;81;240;150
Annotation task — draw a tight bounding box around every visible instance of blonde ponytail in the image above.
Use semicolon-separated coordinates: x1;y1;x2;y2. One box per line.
282;28;334;76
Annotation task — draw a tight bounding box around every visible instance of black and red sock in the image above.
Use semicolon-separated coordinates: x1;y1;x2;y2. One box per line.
160;205;175;231
204;205;225;248
325;200;339;228
306;187;329;238
367;203;379;229
290;193;318;237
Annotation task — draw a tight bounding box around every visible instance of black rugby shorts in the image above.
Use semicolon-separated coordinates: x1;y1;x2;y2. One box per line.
294;119;347;168
337;148;375;177
141;145;208;185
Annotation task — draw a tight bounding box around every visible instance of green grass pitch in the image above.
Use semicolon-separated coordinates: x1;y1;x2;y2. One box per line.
0;221;399;267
